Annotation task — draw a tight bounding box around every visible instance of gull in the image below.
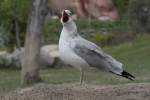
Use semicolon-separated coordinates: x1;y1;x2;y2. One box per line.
59;10;135;85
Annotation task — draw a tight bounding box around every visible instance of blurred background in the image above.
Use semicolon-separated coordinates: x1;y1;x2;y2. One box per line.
0;0;150;94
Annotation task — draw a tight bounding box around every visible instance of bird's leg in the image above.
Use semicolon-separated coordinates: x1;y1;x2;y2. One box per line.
80;70;84;85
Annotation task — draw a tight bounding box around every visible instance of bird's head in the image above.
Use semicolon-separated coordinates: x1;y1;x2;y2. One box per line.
61;10;72;24
60;10;77;34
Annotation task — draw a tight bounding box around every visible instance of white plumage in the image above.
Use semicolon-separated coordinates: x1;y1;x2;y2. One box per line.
59;10;135;84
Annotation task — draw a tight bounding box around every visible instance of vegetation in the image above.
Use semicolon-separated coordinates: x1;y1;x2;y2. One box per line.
0;0;31;50
128;0;150;33
0;0;148;50
0;0;143;50
1;34;150;94
43;19;132;45
114;0;129;17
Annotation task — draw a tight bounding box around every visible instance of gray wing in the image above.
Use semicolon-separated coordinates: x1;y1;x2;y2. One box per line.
73;36;123;75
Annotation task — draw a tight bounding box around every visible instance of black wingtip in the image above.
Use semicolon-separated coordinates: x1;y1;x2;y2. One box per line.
121;70;135;81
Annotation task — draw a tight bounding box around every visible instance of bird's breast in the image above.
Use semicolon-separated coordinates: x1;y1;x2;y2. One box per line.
59;38;90;70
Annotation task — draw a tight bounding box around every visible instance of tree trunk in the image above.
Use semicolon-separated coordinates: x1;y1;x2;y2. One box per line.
15;20;21;50
21;0;48;85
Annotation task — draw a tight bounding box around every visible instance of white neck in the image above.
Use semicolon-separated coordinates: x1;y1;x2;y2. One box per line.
61;19;78;38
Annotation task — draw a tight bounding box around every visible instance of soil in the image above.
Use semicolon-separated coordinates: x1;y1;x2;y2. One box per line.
1;83;150;100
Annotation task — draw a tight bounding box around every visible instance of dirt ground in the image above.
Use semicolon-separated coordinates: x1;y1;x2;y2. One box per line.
1;83;150;100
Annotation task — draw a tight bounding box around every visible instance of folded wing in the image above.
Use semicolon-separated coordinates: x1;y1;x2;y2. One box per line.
73;36;123;75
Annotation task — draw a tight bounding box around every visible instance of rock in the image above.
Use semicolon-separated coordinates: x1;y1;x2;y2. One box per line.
48;0;119;21
0;51;9;59
0;51;11;68
40;44;59;67
0;44;60;68
41;44;59;58
7;48;24;68
98;16;113;21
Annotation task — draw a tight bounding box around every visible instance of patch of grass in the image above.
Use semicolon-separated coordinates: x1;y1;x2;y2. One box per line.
0;69;20;94
0;34;150;94
105;34;150;81
40;67;80;84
